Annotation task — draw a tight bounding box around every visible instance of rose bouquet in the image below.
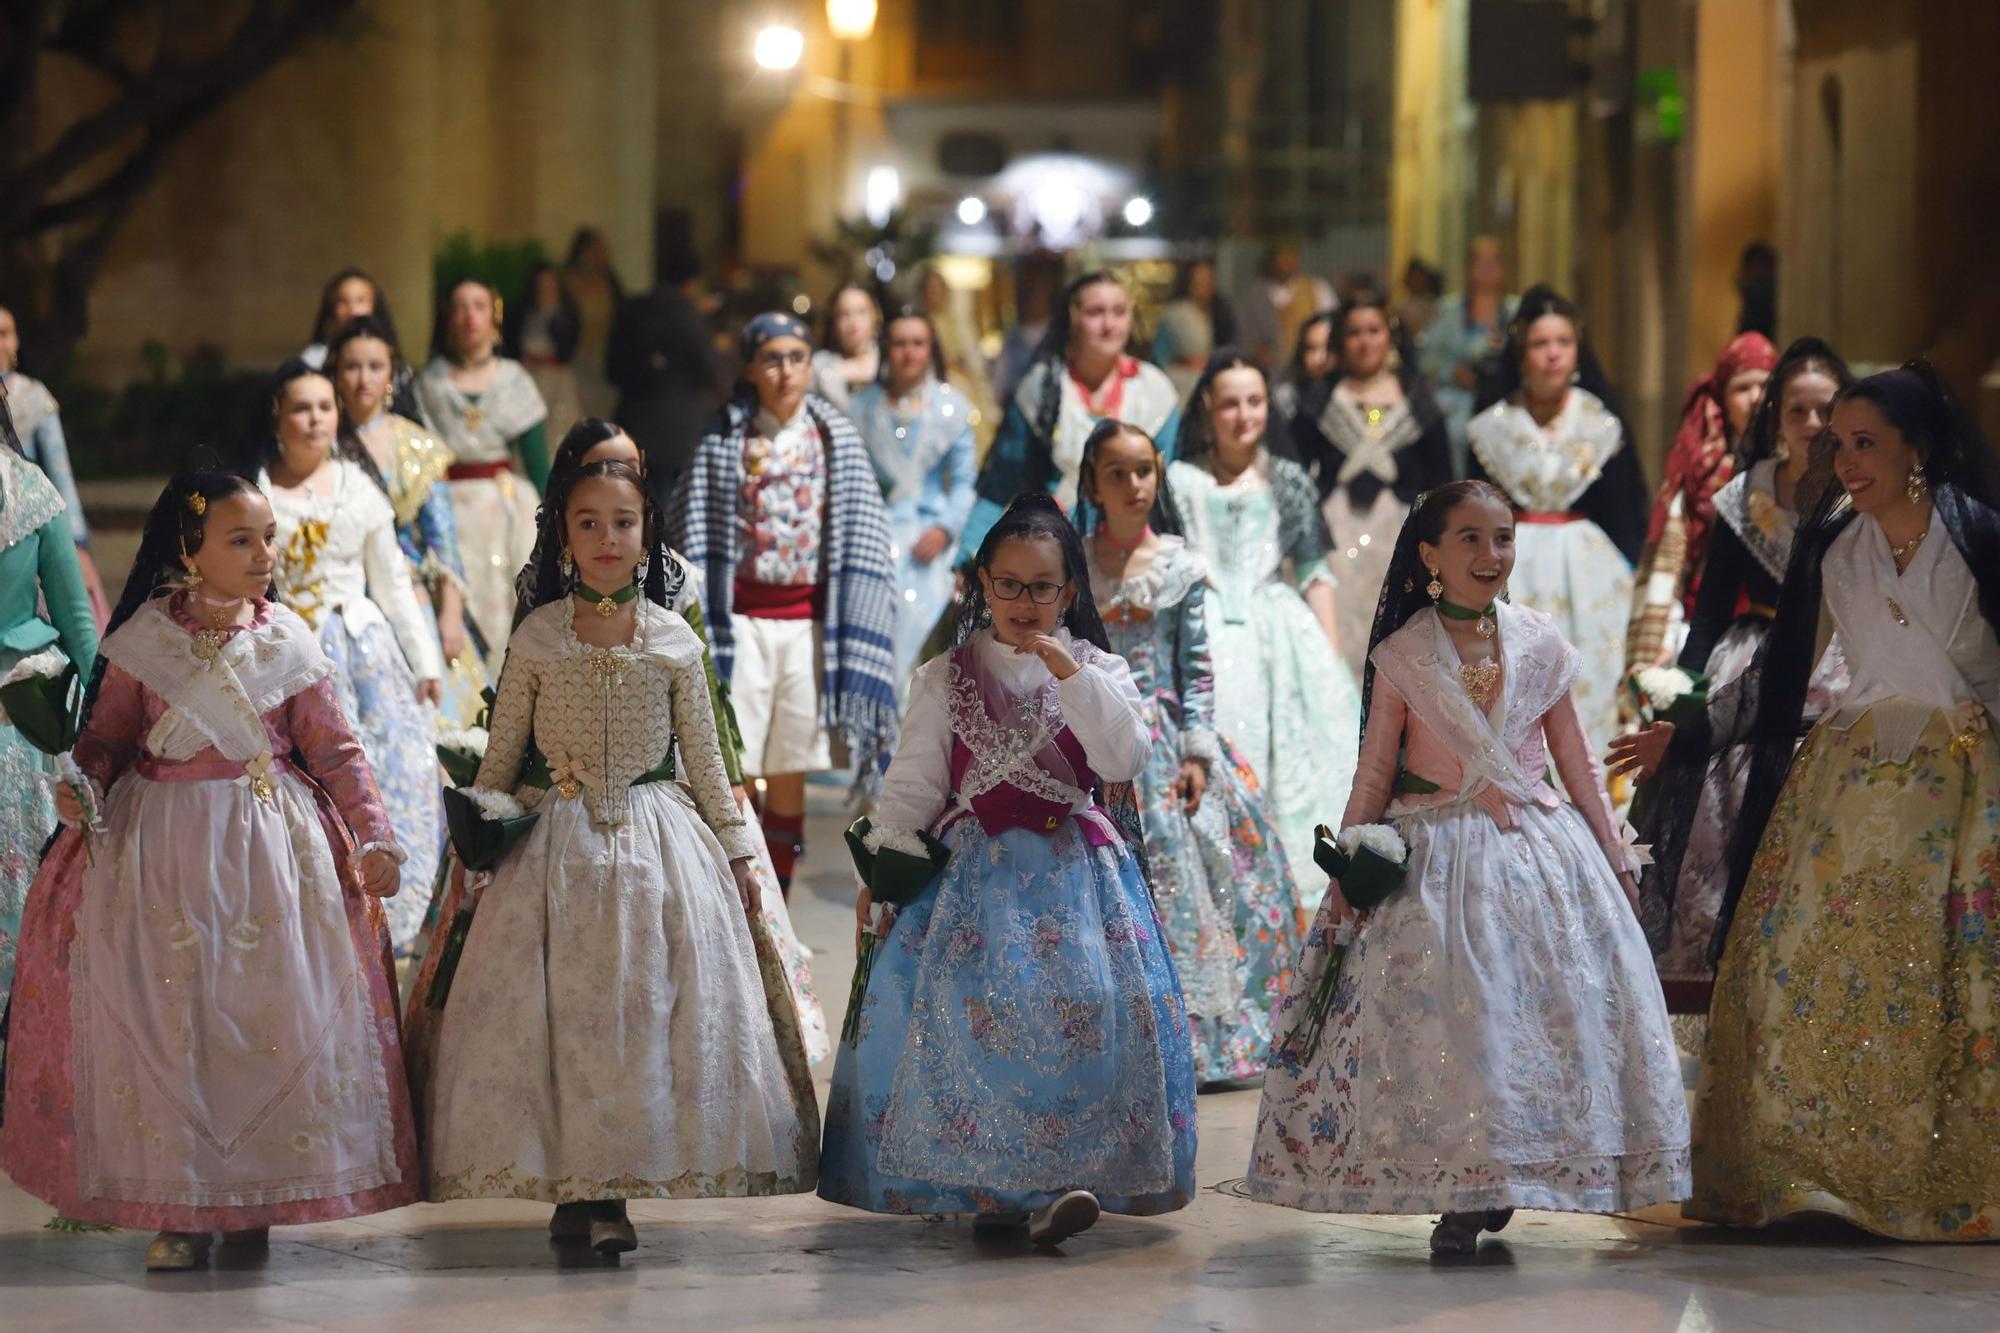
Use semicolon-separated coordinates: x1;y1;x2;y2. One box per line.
839;815;951;1047
1278;822;1410;1066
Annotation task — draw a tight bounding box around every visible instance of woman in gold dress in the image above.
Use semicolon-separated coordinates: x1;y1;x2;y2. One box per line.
1687;360;2000;1241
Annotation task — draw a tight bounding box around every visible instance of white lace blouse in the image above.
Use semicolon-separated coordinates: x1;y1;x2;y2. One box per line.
872;627;1149;840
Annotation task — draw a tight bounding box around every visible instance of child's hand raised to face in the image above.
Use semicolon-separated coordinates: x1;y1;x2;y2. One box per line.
1012;631;1080;679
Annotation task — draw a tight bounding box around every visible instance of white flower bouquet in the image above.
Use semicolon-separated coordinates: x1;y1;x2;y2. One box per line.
1312;822;1409;910
1627;665;1710;727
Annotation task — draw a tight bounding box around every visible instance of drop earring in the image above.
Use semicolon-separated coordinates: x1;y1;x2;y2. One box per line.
183;560;203;592
1425;566;1443;602
560;546;575;581
632;554;648;588
1907;464;1929;504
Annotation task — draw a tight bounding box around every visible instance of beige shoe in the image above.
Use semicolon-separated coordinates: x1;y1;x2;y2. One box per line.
144;1231;213;1271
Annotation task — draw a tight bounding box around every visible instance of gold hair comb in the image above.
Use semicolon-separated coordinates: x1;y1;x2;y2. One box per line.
186;492;207;516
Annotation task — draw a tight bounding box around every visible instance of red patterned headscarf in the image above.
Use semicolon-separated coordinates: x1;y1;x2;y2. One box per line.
1646;332;1779;555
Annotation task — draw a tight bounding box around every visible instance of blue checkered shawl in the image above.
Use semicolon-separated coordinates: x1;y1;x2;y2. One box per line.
668;393;901;795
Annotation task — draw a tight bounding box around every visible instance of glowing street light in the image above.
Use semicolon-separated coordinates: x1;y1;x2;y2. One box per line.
754;24;804;71
826;0;878;41
956;196;988;226
1122;195;1154;228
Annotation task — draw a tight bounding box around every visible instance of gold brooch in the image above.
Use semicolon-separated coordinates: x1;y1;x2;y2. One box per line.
1459;658;1500;707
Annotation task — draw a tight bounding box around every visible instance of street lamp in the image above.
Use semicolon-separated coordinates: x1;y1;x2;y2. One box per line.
826;0;876;221
826;0;877;41
754;24;804;71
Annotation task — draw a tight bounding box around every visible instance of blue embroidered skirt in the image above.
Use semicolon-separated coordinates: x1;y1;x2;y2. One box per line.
819;818;1196;1216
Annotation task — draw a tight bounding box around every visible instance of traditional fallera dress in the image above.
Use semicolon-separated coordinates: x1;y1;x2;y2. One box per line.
415;599;819;1204
1292;375;1454;676
848;377;977;685
1637;459;1847;1012
1169;453;1361;914
1689;515;2000;1241
818;629;1197;1217
416;356;549;678
0;451;97;1016
1467;388;1647;753
1248;602;1691;1216
358;410;491;727
1090;537;1303;1084
263;459;445;952
0;595;420;1230
960;356;1182;560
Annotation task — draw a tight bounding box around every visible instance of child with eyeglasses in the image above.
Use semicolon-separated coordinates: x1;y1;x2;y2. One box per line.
818;492;1196;1248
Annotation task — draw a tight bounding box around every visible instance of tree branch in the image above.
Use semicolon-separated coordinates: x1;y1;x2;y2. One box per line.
0;0;356;237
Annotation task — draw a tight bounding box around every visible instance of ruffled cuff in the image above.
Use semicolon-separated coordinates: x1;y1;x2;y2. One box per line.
1181;727;1220;766
862;822;931;858
357;840;407;865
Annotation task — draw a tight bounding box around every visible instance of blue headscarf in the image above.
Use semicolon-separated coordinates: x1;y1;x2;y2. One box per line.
739;312;814;363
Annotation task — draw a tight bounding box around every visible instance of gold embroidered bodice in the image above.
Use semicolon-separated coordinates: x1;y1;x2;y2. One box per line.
474;599;755;859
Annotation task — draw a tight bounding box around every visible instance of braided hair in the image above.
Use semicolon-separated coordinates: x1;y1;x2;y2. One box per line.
521;458;675;612
249;356;377;481
952;491;1111;653
78;469;264;728
1356;479;1513;746
1075;416;1183;538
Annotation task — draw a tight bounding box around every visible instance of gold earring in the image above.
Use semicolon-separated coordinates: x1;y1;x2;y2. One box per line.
560;546;575;579
1425;567;1443;602
632;556;647;587
183;559;203;591
1907;465;1928;504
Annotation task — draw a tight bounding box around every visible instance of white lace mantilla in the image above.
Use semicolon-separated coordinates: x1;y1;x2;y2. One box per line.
1467;389;1623;513
0;446;64;551
944;641;1102;810
1712;459;1797;582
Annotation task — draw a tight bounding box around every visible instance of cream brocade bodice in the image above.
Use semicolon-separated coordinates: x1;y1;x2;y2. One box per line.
474;599;757;859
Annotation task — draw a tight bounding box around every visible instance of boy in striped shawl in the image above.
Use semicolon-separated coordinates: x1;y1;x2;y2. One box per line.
667;312;901;890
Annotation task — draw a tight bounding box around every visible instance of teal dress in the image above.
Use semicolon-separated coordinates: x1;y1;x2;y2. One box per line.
0;451;98;1013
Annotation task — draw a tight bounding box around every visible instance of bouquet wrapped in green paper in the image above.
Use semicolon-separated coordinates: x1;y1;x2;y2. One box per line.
1279;822;1411;1067
0;657;80;756
1627;666;1711;728
839;815;951;1047
427;785;542;1008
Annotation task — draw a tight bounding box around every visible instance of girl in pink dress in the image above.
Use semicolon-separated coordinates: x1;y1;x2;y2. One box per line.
0;470;420;1271
1247;480;1688;1254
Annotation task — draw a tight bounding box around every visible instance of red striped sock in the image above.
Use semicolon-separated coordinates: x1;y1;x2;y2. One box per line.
764;811;805;896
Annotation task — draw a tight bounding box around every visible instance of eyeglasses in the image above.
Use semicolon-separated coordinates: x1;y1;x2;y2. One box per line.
988;576;1068;605
753;349;810;372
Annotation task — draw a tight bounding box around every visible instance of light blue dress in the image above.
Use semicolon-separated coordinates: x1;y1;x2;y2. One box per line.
1090;536;1304;1085
0;450;98;1016
819;631;1196;1217
847;378;976;686
1169;455;1361;914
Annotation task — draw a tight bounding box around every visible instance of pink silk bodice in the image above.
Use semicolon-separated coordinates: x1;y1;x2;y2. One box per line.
1342;673;1624;866
72;600;397;850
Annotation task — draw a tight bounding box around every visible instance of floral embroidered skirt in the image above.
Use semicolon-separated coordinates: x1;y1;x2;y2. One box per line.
0;723;55;1031
1137;724;1301;1086
1689;704;2000;1241
819;820;1197;1216
0;776;419;1230
415;782;819;1204
1205;583;1360;918
1248;798;1691;1215
319;614;443;954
